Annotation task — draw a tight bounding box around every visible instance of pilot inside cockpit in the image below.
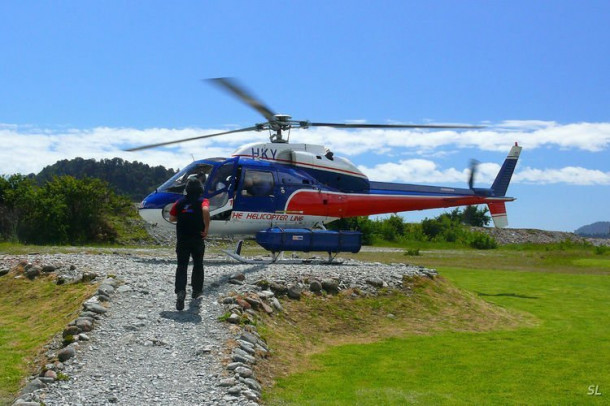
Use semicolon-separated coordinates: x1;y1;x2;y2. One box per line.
242;171;273;197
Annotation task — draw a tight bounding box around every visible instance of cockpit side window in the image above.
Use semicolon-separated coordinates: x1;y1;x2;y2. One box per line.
158;164;214;194
206;162;234;195
241;170;275;197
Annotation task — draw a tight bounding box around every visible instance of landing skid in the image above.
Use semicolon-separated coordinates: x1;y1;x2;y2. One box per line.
221;240;342;265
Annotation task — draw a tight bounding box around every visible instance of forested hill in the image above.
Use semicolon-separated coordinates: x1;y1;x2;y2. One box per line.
575;221;610;238
36;157;177;201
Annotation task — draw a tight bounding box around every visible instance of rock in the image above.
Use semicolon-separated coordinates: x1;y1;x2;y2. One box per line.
235;366;253;378
98;293;111;302
232;352;256;364
0;268;9;277
244;296;263;310
76;319;93;332
243;378;262;392
84;303;107;314
44;369;57;380
287;285;301;300
196;345;213;355
98;284;115;296
270;297;283;312
238;341;256;355
227;362;247;370
235;298;251;310
116;285;132;293
25;266;41;280
63;326;80;337
227;313;241;324
268;281;288;296
242;390;260;401
258;290;275;299
309;280;322;292
227;385;242;395
21;378;46;394
81;271;98;282
13;400;40;406
260;301;274;314
230;272;246;281
222;296;236;304
366;278;384;288
101;277;119;288
79;333;90;341
56;276;66;285
42;265;56;273
322;278;340;294
80;311;100;319
57;346;76;362
219;378;236;387
240;331;260;345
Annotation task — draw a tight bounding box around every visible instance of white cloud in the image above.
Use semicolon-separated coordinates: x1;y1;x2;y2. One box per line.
306;121;610;155
358;160;501;185
515;166;610;185
359;159;610;186
1;122;609;188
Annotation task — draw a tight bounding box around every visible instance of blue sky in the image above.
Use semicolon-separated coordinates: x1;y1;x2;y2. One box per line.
1;1;609;232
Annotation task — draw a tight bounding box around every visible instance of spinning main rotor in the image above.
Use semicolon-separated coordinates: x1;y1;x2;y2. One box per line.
127;77;483;152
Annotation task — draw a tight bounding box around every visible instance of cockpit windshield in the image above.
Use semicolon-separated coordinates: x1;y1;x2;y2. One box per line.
157;162;215;194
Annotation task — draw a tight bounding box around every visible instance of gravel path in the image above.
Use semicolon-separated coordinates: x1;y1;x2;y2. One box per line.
6;249;431;406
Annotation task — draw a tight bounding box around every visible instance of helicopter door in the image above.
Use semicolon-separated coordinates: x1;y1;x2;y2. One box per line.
236;168;276;214
204;157;239;220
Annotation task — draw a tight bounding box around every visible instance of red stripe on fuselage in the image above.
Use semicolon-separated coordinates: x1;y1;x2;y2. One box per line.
285;190;488;217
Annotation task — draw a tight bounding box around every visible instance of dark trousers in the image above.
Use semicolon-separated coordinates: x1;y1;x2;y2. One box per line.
175;238;205;294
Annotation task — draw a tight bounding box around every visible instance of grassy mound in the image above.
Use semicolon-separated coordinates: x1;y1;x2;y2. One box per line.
257;276;534;395
0;268;97;405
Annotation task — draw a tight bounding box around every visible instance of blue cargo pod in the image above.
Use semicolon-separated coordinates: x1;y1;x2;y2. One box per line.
256;228;362;254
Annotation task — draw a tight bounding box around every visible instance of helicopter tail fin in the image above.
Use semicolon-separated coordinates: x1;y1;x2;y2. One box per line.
490;143;522;197
487;201;508;228
485;143;522;228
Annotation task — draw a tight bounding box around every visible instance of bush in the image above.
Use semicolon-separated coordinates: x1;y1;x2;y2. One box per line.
468;232;498;250
1;174;137;245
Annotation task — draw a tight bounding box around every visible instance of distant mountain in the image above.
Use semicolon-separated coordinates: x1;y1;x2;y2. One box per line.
575;221;610;238
36;157;177;201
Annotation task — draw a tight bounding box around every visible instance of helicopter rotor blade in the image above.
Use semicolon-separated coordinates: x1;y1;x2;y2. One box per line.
308;122;485;129
124;126;259;152
468;159;479;189
208;77;277;122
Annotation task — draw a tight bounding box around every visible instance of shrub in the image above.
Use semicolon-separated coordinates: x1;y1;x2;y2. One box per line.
469;232;498;250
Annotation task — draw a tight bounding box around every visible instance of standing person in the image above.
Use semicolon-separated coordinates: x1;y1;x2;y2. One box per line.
169;179;210;311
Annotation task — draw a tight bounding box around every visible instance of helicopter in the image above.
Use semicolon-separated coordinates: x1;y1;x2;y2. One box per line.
130;78;521;243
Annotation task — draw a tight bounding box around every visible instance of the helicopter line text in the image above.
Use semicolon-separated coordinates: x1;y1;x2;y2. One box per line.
232;212;304;222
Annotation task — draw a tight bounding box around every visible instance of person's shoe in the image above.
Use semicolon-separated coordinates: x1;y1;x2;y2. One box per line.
176;291;186;311
192;290;202;299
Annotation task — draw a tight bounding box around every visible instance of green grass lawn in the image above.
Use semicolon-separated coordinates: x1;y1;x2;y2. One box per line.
264;247;610;405
0;268;96;405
